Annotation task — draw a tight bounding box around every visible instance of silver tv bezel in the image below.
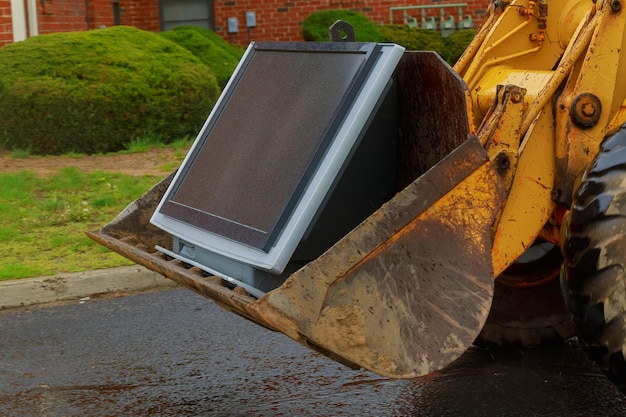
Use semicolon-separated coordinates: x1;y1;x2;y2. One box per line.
150;42;405;279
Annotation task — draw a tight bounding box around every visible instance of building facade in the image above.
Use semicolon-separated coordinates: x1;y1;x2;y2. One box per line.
1;0;488;47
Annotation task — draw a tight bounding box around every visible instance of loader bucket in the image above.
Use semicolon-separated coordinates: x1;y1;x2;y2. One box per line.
88;51;507;378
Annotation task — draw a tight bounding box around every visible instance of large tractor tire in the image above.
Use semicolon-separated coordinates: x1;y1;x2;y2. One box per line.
477;241;575;347
562;124;626;394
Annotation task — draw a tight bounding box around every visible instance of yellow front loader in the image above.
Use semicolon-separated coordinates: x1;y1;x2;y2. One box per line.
89;0;626;392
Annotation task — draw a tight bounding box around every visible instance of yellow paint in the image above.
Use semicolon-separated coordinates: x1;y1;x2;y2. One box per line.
475;69;553;119
492;109;557;276
462;0;626;276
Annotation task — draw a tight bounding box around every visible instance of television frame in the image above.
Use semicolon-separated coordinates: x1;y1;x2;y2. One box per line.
150;41;404;287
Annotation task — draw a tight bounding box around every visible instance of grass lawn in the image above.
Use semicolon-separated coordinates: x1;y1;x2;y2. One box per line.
0;168;164;280
0;142;189;281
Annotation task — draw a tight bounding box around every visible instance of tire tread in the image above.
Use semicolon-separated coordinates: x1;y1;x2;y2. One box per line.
563;125;626;393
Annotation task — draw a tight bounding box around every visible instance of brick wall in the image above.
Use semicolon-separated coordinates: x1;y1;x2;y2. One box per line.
214;0;488;46
38;0;90;35
0;0;12;44
1;0;487;47
120;0;160;32
1;0;162;46
86;0;114;29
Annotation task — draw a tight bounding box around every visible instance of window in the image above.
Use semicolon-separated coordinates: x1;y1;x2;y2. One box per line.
160;0;213;31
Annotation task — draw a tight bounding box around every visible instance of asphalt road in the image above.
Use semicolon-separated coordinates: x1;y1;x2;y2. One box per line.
1;286;626;417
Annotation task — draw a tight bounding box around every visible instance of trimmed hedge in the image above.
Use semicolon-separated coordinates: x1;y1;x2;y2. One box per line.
380;25;476;65
442;30;477;65
379;25;445;52
301;11;476;65
0;26;220;155
302;10;383;42
159;26;244;88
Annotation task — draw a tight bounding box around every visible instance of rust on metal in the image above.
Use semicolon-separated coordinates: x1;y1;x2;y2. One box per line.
87;230;272;329
97;171;176;252
258;136;506;378
570;92;602;127
395;52;474;190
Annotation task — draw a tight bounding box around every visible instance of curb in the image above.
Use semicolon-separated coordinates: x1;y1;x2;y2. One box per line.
0;265;175;310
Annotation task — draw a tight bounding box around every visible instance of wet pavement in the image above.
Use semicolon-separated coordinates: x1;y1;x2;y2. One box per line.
1;286;625;416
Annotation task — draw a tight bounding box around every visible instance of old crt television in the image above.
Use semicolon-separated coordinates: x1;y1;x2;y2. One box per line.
151;41;405;297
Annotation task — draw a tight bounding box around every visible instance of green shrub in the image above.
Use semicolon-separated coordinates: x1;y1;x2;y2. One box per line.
442;29;476;64
380;25;475;65
302;10;383;42
380;25;445;53
0;26;220;155
159;26;243;88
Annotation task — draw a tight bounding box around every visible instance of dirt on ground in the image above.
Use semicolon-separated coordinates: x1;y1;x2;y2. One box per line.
0;147;188;177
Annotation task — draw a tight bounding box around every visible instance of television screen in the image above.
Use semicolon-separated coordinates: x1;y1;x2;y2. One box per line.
151;41;404;294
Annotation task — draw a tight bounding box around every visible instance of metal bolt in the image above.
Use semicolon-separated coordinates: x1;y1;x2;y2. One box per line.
581;102;596;118
551;189;561;202
611;0;622;12
497;153;510;171
571;93;602;128
508;86;525;104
